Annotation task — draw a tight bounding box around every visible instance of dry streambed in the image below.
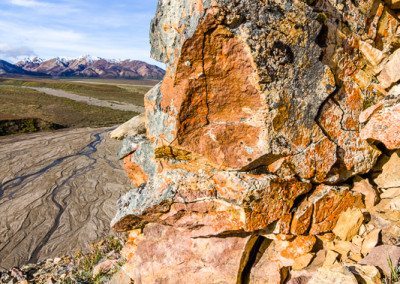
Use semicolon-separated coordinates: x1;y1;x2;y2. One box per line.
0;127;131;269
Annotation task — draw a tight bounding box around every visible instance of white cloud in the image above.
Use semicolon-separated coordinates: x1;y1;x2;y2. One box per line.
0;20;156;64
0;44;36;62
8;0;79;14
0;20;84;42
10;0;49;8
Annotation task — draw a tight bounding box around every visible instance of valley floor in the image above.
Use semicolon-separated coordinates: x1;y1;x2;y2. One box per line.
0;127;131;269
25;86;145;112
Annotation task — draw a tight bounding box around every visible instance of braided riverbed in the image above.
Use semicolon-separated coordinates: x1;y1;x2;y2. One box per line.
0;127;131;269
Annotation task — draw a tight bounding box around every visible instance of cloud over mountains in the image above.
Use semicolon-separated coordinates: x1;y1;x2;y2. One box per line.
0;45;36;62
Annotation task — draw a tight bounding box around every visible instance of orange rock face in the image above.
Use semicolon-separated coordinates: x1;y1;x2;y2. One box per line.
113;157;312;235
159;16;266;169
318;98;381;181
148;4;339;175
243;178;312;231
291;185;364;235
123;155;148;187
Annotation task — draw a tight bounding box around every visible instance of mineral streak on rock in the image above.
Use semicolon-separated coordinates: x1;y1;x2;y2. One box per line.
111;0;400;282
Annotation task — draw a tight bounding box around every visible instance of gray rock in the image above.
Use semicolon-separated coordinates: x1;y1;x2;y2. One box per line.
150;0;211;66
144;82;176;145
359;245;400;277
117;134;147;160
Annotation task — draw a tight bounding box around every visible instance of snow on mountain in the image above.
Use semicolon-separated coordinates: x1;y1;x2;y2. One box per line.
15;56;165;80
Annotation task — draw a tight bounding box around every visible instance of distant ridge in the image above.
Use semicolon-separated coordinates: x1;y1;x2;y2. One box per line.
0;60;48;77
0;55;165;80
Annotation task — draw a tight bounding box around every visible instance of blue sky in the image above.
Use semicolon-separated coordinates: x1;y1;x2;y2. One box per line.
0;0;162;66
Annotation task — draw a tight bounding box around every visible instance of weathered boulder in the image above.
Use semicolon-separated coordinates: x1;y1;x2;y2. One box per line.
290;185;364;235
148;0;344;179
318;94;381;182
118;223;251;284
112;161;312;234
110;0;400;282
109;113;145;140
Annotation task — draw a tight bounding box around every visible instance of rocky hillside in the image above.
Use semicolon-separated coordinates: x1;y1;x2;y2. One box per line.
14;56;165;80
106;0;400;283
0;60;46;77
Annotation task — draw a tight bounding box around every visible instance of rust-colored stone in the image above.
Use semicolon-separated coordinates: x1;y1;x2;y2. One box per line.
113;161;312;236
318;97;381;181
291;185;364;235
244;178;312;231
279;236;317;260
310;186;364;235
291;202;314;235
160;16;266;170
123;155;148;187
111;1;400;281
148;3;339;174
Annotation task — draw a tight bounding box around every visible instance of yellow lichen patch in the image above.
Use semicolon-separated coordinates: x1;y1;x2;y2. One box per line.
155;146;192;161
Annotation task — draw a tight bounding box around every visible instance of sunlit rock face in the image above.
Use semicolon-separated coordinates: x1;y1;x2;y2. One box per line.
112;0;400;282
149;0;340;175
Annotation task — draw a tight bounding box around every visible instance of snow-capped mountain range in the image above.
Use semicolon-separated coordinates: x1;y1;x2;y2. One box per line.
0;55;165;80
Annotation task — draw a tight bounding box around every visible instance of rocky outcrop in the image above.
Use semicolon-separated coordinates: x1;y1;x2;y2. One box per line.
112;0;400;283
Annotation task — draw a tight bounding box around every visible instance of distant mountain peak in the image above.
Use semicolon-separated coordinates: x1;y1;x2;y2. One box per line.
18;56;44;64
0;59;48;77
76;55;102;63
11;56;165;80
